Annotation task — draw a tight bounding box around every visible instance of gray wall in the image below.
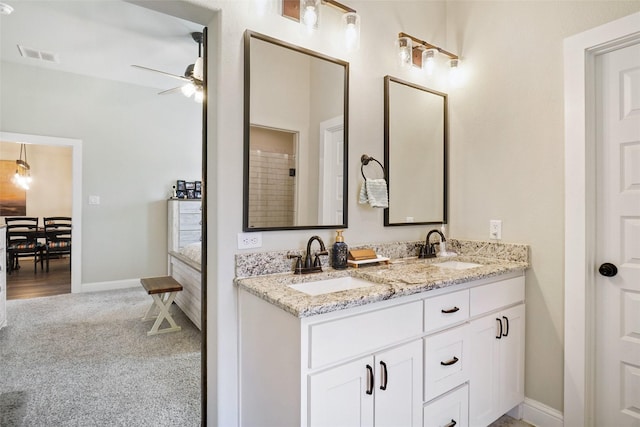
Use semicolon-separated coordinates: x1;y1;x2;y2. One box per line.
0;60;201;284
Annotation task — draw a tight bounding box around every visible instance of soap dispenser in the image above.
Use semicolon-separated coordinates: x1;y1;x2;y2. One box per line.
332;230;348;269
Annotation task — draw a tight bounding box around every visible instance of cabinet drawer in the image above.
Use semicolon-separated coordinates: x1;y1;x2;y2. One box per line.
423;384;469;427
470;276;524;317
424;324;469;401
424;289;469;333
308;301;422;369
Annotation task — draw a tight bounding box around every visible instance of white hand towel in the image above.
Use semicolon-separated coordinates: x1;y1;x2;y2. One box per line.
359;179;389;208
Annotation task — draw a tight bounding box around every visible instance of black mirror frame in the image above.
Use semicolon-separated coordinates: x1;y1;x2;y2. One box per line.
383;75;448;227
242;30;349;232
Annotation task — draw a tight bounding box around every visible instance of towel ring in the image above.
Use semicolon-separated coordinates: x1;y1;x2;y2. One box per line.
361;154;386;180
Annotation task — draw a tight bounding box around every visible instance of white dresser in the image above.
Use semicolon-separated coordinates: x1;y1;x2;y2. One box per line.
0;225;7;329
168;199;202;252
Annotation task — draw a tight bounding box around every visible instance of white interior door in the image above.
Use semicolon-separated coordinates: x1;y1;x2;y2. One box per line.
594;41;640;426
318;116;344;224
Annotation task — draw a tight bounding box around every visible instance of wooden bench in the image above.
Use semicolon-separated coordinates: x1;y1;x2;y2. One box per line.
141;276;183;336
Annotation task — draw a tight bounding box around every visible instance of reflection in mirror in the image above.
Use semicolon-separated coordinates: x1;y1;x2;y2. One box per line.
243;31;349;231
384;76;447;226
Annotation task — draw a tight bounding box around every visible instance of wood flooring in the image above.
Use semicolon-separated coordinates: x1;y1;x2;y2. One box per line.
6;257;71;300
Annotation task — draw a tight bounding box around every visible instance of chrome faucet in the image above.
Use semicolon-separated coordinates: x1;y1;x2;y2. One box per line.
288;235;329;274
418;229;446;259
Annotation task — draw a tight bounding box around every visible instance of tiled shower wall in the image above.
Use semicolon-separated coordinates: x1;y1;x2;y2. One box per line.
248;150;296;228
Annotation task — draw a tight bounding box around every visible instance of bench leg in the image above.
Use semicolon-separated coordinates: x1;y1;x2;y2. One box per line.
142;292;181;336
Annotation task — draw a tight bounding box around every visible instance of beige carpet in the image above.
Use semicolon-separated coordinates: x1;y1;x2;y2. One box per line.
0;287;201;426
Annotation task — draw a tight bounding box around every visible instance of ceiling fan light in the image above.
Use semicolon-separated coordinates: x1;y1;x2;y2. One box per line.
193;57;204;81
194;88;204;103
181;82;196;97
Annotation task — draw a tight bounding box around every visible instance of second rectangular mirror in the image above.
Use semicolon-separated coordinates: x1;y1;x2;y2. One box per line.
384;76;447;226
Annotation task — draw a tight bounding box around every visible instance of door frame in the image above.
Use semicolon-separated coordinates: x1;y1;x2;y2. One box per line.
318;115;344;224
563;11;640;427
0;131;82;294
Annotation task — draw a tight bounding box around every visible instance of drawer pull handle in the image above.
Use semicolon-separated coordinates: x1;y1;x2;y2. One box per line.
380;361;388;390
443;419;457;427
441;306;460;314
366;364;374;395
502;316;510;337
496;318;503;339
440;356;459;366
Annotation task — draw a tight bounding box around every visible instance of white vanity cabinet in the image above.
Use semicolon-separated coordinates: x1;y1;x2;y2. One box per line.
309;340;423;427
239;271;525;427
0;226;7;329
469;279;526;427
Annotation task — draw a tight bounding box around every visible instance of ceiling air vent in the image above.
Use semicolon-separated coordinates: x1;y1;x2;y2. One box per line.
17;45;60;63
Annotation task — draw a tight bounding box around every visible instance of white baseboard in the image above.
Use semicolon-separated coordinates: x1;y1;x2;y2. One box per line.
80;278;140;293
520;397;564;427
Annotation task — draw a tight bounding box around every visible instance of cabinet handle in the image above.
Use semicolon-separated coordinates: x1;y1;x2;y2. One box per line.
366;364;374;395
441;306;460;314
440;356;459;366
496;318;503;339
380;361;388;390
443;420;457;427
502;316;510;337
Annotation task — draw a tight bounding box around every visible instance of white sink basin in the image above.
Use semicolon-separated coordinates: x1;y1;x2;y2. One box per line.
288;276;374;296
433;261;483;270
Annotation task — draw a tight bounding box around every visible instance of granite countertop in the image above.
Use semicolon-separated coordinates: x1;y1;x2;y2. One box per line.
235;255;528;318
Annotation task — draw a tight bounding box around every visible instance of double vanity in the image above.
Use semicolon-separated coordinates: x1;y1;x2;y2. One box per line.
236;239;528;427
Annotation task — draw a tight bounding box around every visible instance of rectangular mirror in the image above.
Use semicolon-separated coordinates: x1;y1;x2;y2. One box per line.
243;31;349;231
384;76;447;226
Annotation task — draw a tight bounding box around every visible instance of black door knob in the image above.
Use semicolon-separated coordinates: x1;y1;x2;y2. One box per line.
599;263;618;277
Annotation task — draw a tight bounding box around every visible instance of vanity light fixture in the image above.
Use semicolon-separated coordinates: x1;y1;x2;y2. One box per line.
397;32;459;76
282;0;360;50
0;2;13;15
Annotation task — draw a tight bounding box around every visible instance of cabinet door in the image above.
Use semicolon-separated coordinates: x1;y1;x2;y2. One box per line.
375;340;423;427
308;355;374;427
469;314;501;427
498;304;525;414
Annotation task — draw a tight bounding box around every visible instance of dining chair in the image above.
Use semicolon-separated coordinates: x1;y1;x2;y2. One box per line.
43;217;72;272
4;217;45;274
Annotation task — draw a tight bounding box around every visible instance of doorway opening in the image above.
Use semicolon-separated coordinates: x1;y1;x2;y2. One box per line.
0;132;82;298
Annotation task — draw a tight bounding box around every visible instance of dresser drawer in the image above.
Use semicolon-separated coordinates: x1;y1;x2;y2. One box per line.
179;213;202;229
308;300;422;369
423;384;469;427
424;324;469;401
424;289;469;333
179;201;202;213
470;276;524;317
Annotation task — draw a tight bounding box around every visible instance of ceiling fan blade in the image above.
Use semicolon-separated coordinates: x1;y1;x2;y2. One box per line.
131;65;191;82
158;86;185;95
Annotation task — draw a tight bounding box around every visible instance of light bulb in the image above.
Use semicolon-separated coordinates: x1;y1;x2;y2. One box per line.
343;12;360;52
423;49;436;75
397;37;412;68
181;82;196;97
194;88;204;103
193;57;204;81
449;58;463;87
302;0;318;31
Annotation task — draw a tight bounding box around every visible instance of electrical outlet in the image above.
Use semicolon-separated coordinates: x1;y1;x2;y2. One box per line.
88;195;100;205
489;220;502;240
237;232;262;249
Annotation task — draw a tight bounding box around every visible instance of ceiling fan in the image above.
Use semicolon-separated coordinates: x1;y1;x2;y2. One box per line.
132;31;204;103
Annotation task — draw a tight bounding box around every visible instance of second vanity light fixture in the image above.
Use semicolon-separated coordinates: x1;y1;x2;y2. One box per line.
396;32;459;77
282;0;361;51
